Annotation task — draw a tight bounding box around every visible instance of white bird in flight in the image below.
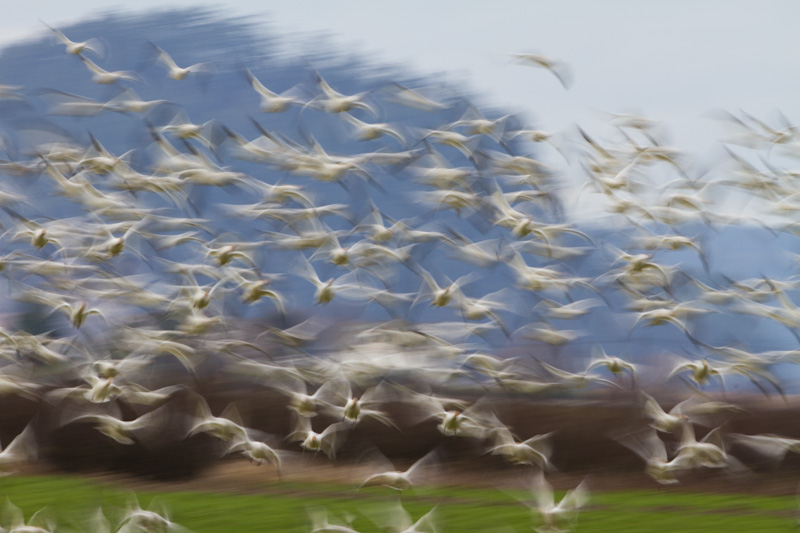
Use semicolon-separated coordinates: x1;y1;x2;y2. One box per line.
359;449;439;491
510;53;572;89
149;41;214;81
44;23;105;57
79;56;140;85
528;472;589;533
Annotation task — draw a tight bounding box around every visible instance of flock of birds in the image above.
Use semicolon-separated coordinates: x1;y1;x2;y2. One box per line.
0;19;798;532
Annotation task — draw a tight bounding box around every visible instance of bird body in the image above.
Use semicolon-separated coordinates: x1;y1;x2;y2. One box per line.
360;449;439;491
613;427;691;484
79;57;139;85
187;398;248;442
0;422;37;475
675;420;729;469
327;382;397;429
245;69;305;112
729;433;800;464
489;427;554;468
307;72;377;116
45;23;105;57
65;406;170;447
528;472;589;533
149;42;213;81
290;417;349;459
510;53;572;89
225;434;284;478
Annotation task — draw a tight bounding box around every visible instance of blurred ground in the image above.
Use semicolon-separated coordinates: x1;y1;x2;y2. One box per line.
29;392;800;498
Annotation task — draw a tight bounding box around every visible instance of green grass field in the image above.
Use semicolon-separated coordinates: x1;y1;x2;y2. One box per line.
0;475;796;532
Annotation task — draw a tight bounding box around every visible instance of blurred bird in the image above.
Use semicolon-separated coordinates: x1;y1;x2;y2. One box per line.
339;112;406;145
584;346;637;388
359;449;439;491
527;472;589;533
674;420;735;471
612;427;691;484
79;56;140;85
225;433;285;479
488;426;554;469
242;67;306;112
383;82;450;112
118;495;188;533
148;41;214;81
729;433;800;465
288;415;349;459
0;421;38;475
306;70;377;117
1;499;55;533
44;23;105;57
63;405;173;447
323;380;398;428
307;506;362;533
366;499;439;533
275;376;350;418
186;397;248;442
510;53;572;89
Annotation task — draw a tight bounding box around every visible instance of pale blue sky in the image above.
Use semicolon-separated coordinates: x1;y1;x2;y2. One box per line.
4;2;797;134
3;1;799;215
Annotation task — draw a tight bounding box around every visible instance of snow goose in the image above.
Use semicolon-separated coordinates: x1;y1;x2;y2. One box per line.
359;449;439;491
528;472;589;533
